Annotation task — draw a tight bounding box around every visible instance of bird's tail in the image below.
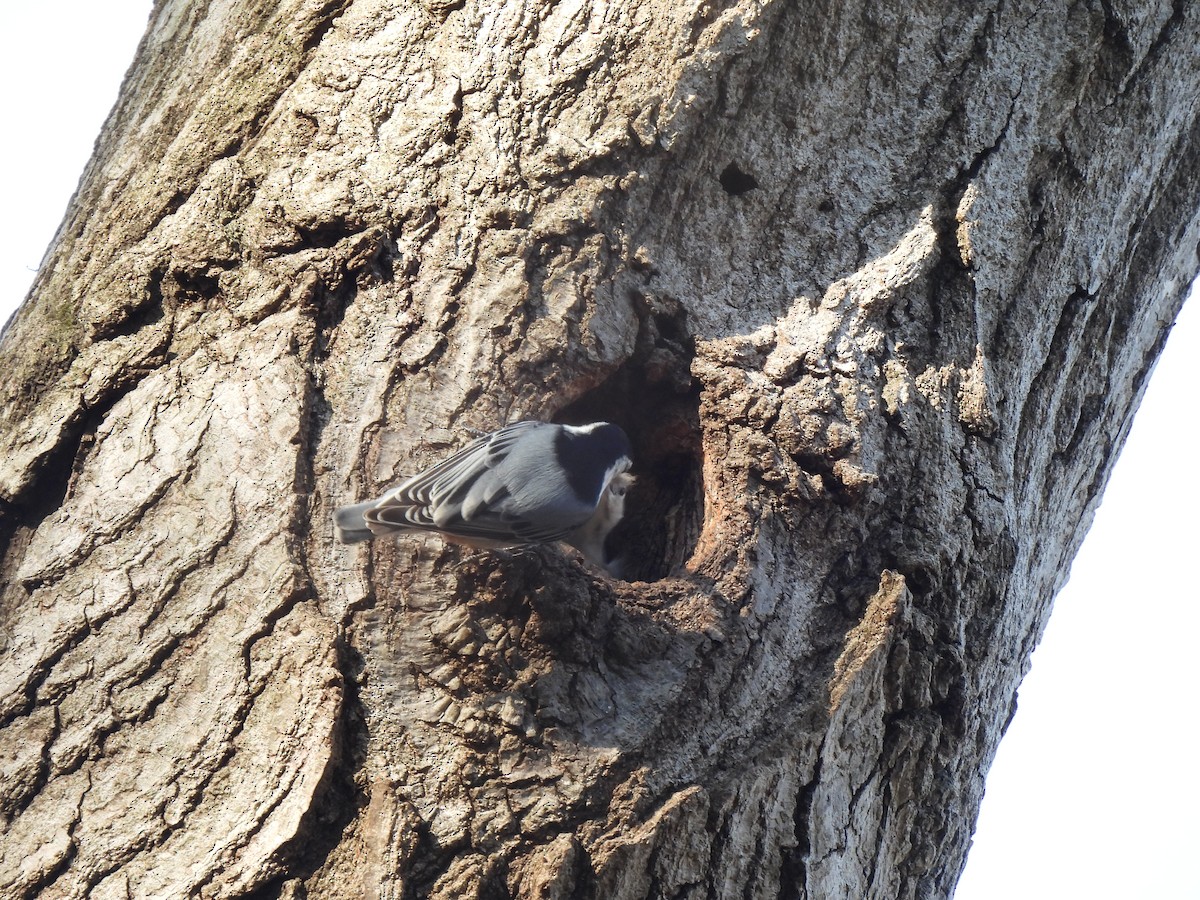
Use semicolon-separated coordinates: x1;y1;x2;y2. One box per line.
334;500;379;544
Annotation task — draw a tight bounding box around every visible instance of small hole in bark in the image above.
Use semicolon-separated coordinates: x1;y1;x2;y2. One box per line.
557;299;702;582
904;566;936;596
444;105;462;145
719;162;759;196
172;267;222;303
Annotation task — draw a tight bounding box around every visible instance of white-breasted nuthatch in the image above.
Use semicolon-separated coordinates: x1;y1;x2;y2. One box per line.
334;421;634;573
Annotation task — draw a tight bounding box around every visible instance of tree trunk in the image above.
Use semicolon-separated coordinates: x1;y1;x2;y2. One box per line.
2;1;1197;898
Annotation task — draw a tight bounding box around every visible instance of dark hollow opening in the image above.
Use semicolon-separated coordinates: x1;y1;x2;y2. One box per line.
719;161;759;196
557;300;704;582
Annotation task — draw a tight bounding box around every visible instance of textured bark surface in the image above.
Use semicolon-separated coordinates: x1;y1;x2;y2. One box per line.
1;1;1197;898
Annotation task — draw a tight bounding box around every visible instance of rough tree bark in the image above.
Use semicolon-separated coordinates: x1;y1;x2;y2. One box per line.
1;1;1197;898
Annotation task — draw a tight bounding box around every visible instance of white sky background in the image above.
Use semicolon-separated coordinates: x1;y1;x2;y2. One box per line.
1;5;1197;898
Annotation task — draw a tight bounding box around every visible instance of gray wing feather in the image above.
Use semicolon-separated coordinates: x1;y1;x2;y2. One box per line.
363;421;583;544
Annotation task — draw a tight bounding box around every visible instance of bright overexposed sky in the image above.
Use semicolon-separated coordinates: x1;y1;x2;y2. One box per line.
954;283;1200;899
2;6;1197;898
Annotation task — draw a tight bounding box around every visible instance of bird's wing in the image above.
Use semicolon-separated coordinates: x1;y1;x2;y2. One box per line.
423;421;544;510
366;421;579;543
368;487;580;545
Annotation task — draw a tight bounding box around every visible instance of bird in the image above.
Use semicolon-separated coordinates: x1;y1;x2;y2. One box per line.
334;420;634;573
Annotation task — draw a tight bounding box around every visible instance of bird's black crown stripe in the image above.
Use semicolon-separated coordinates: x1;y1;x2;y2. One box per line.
556;424;632;504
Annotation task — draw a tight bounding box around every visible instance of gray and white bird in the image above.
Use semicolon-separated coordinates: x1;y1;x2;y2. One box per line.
334;421;634;573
